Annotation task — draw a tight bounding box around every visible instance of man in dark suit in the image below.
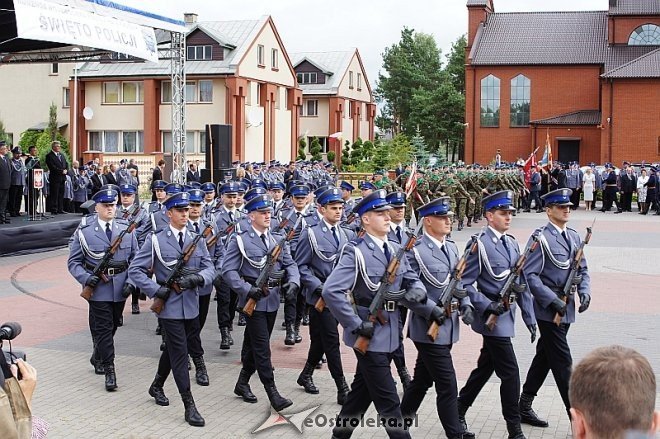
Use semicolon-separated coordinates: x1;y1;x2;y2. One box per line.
151;160;165;201
90;166;106;193
45;140;69;214
619;163;636;212
105;164;118;185
186;163;201;183
0;141;11;223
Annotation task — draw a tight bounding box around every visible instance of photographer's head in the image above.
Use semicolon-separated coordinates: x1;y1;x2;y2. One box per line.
570;345;659;439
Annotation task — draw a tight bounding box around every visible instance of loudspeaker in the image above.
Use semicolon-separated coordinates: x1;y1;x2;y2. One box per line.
201;168;236;185
205;124;232;170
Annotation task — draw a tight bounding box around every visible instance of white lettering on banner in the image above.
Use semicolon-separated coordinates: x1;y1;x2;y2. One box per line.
14;0;158;62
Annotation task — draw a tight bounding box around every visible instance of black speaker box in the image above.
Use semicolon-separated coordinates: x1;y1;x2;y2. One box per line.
205;124;232;169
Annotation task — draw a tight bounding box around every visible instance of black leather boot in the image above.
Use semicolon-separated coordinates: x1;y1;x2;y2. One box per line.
237;314;246;326
397;366;412;390
294;322;303;343
192;356;209;386
148;373;169;406
264;383;293;411
334;376;350;405
302;309;310;326
457;399;469;431
220;327;231;350
285;323;296;345
457;221;464;231
104;364;117;391
506;422;526;439
90;341;104;375
296;362;319;394
181;391;205;427
519;393;548;427
234;369;257;403
467;217;472;227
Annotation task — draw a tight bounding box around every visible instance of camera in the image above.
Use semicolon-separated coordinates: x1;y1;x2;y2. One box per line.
0;322;25;383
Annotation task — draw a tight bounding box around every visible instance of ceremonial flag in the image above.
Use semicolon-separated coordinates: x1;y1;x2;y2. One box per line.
539;130;553;170
405;161;417;198
523;147;539;187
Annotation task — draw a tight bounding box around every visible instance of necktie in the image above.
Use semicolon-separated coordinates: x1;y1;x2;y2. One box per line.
228;211;234;222
331;226;339;246
178;232;184;249
500;235;509;254
441;243;450;261
105;223;112;242
383;242;391;262
260;234;268;249
396;226;402;243
194;222;199;234
561;231;571;249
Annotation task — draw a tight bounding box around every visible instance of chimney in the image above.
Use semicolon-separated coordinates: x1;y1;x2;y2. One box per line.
184;13;198;25
467;1;494;52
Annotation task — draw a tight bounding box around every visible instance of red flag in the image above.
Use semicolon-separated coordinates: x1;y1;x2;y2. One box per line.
523;147;539;188
405;161;417;198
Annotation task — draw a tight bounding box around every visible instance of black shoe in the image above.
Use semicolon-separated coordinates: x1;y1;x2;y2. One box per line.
523;209;531;213
160;341;166;351
234;369;258;403
294;322;302;343
237;314;246;326
281;320;287;329
155;324;162;335
297;362;319;394
117;316;123;327
192;356;209;386
519;393;549;427
90;355;104;375
334;376;350;405
457;400;469;431
285;323;296;346
398;367;412;391
466;218;472;227
148;374;170;406
181;391;205;427
614;210;623;214
131;304;140;314
220;327;231;350
506;422;526;439
104;364;117;391
315;360;323;369
264;384;293;411
457;221;464;231
302;312;310;326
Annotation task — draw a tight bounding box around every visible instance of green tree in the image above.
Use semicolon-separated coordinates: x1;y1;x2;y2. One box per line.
298;137;307;160
341;139;352;170
385;134;412;169
0;119;11;145
361;139;374;162
410;127;431;167
349;138;363;164
48;102;58;141
445;35;466;95
372;137;389;170
309;137;322;162
326;151;336;163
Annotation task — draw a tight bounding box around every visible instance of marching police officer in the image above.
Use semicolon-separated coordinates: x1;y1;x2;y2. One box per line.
294;187;353;404
221;194;300;411
128;191;215;427
67;189;138;390
200;182;217;220
386;191;413;389
135;179;168;246
115;184;148;314
214;181;244;349
400;197;475;439
456;190;536;439
322;189;428;439
519;188;591;426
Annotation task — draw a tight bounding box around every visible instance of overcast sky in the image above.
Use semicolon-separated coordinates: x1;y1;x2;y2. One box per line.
121;0;607;88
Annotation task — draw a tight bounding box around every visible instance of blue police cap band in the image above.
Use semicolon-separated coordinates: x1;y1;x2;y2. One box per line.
417;197;453;217
317;188;344;206
93;189;118;204
483;191;515;211
245;194;274;213
152;180;167;190
119;184;137;194
200;183;215;193
340;181;355;192
360;182;377;191
386;192;406;206
541;189;573;206
187;189;205;203
164;192;190;210
354;190;392;216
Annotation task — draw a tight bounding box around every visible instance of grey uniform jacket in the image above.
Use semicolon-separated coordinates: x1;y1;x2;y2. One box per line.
186;220;222;296
221;229;300;313
523;223;590;324
406;237;473;345
295;222;355;306
128;228;215;320
68;219;138;302
462;227;535;337
322;234;427;353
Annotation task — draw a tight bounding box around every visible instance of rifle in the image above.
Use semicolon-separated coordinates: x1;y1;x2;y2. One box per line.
80;213;141;301
427;236;479;341
553;218;595;325
341;212;357;227
120;203;141;220
242;214;302;317
485;230;541;331
354;220;424;355
206;220;238;249
150;224;213;314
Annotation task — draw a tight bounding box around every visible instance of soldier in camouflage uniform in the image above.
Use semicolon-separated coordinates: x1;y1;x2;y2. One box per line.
459;167;479;228
447;168;473;231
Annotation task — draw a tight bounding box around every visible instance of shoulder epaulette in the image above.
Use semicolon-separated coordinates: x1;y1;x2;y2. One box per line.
566;226;578;233
115;218;130;226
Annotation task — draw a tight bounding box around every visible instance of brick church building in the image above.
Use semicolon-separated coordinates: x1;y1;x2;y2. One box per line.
464;0;660;166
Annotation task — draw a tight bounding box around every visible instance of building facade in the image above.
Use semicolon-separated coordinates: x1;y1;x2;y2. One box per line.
290;50;376;160
465;0;660;166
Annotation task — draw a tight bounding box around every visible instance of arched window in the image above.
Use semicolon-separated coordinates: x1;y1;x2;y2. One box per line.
510;74;530;127
628;24;660;45
480;74;500;127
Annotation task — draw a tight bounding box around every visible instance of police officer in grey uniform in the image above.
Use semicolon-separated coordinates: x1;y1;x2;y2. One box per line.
456;190;536;439
221;194;300;411
115;184;148;314
135;179;168;246
200;182;217;220
128;191;215;427
213;181;244;349
322;189;429;439
519;188;591;427
295;187;353;404
68;189;138;390
400;197;475;439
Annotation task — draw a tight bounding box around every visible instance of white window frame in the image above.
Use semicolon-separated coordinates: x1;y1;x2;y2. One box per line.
198;80;213;103
162;80;212;104
187;45;212;61
257;44;265;66
299;99;318;117
162;130;202;153
349;71;354;89
161;80;172;103
296;72;318;84
121;81;144;104
357;73;362;91
63;87;70;108
50;63;58;75
103;82;120;104
88;130;144;153
103;81;144;104
271;48;279;69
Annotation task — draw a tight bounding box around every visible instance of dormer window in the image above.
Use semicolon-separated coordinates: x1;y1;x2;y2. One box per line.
187;45;212;60
296;72;318;84
628;24;660;45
